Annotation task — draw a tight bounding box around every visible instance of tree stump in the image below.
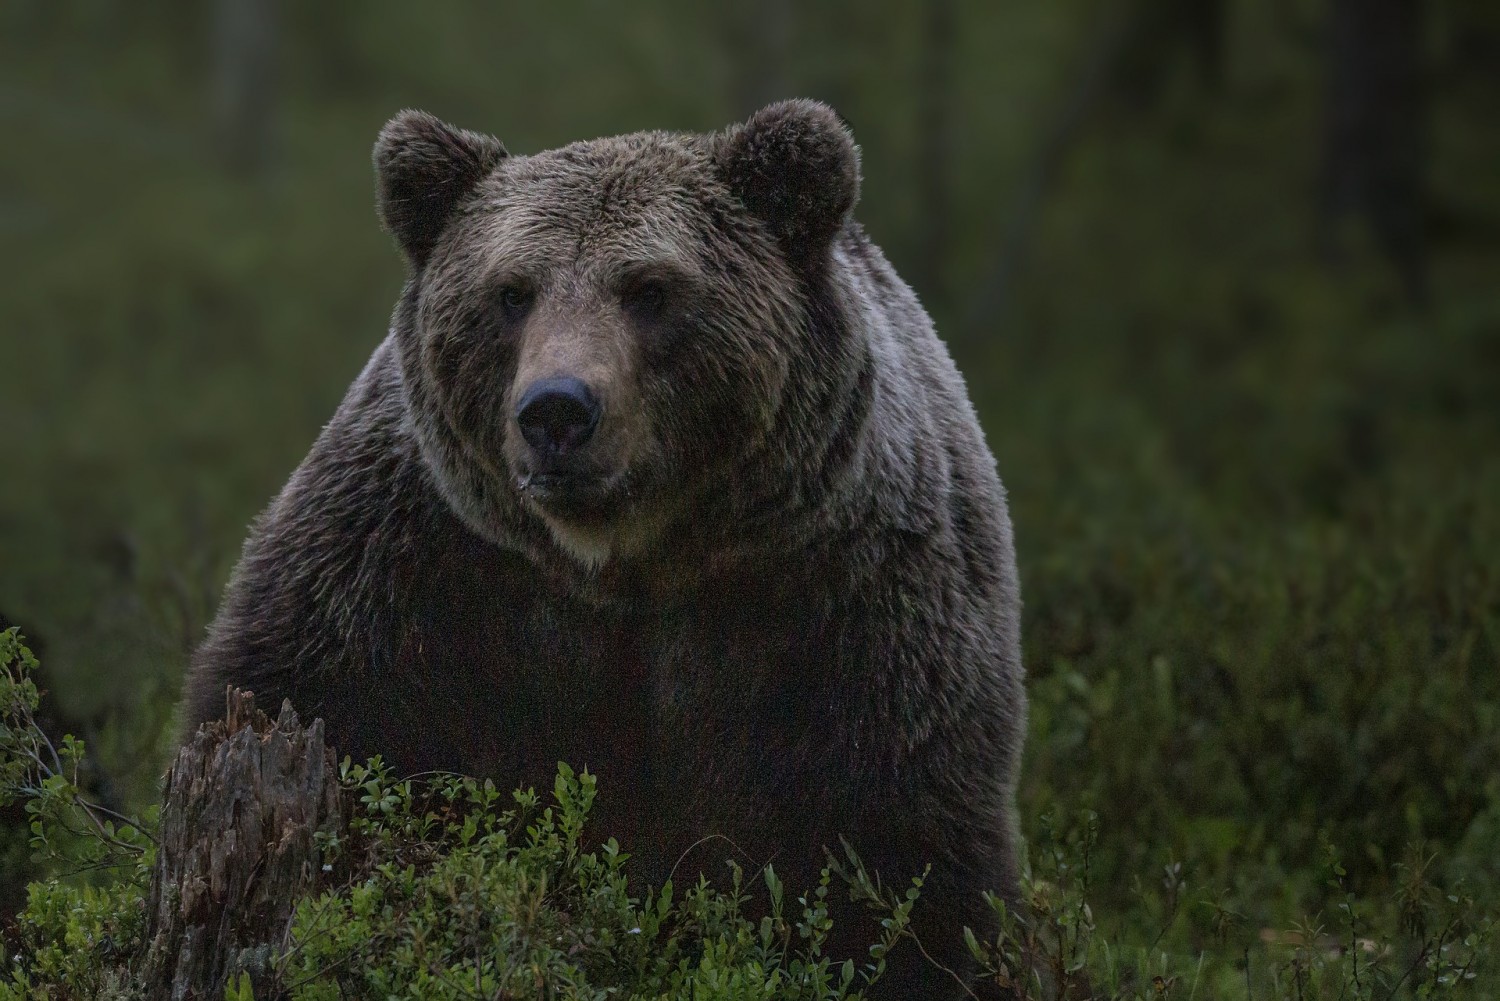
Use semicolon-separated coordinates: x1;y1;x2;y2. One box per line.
142;689;342;1000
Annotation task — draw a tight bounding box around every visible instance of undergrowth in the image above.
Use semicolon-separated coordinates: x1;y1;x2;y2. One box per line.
1;628;1495;1000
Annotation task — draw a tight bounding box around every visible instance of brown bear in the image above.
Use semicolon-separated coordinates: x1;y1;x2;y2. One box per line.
184;100;1026;997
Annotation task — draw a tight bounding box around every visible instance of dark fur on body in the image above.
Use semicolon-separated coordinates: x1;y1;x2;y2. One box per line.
185;101;1025;996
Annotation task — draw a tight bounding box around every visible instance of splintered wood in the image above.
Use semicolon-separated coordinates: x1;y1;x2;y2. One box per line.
142;688;342;1000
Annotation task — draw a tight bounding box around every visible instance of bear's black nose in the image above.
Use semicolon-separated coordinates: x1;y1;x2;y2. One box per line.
515;376;602;456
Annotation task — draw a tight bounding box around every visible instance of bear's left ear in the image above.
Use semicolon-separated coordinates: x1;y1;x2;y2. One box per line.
714;99;861;269
374;109;508;267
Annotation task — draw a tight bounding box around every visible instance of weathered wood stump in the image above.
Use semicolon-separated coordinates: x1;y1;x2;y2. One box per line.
142;689;342;1000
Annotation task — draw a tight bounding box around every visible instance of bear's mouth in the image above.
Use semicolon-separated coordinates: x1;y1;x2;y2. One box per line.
517;467;625;523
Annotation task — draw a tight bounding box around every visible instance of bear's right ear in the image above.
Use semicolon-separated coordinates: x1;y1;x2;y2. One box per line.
374;110;507;267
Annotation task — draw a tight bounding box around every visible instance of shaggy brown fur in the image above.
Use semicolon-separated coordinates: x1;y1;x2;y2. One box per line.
184;100;1025;997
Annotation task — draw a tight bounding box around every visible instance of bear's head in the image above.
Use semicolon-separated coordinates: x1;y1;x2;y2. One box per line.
374;101;862;577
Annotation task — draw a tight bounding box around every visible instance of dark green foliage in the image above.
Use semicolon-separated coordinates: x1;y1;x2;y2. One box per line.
2;1;1499;997
3;633;1496;999
279;760;902;999
1000;109;1500;928
965;813;1495;999
1;632;917;999
0;629;150;1000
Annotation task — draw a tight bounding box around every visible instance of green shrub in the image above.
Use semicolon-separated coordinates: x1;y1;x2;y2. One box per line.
3;628;1496;1000
0;628;152;1000
0;629;922;1000
276;759;912;1000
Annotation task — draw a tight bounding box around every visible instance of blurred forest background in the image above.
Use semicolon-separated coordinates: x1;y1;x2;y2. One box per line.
1;0;1499;979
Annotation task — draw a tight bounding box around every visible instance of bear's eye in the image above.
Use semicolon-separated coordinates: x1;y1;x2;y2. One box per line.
622;277;672;320
497;282;536;320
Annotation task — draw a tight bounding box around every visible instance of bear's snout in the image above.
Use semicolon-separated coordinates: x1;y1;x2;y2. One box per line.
515;376;602;458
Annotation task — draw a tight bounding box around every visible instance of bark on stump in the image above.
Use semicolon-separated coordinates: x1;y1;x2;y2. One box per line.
143;689;341;999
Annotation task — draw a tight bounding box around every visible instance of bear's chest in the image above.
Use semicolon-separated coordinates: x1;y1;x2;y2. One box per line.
404;547;877;843
646;596;868;779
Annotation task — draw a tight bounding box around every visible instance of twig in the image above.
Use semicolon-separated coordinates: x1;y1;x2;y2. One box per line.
906;927;983;1001
666;832;760;888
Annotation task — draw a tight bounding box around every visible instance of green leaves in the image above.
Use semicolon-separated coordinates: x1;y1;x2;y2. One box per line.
3;630;1496;998
281;762;883;1000
225;971;256;1001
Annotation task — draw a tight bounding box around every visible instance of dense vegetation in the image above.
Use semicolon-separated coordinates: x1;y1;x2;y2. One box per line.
2;1;1498;997
1;630;1494;997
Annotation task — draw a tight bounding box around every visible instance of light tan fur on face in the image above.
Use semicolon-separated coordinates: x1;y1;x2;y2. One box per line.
510;275;637;429
538;493;678;572
541;517;616;570
504;271;661;568
412;129;803;574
